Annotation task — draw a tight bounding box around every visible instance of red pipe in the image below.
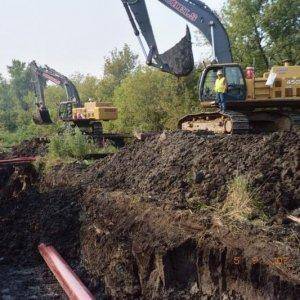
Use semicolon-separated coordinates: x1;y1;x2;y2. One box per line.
38;243;95;300
0;157;36;165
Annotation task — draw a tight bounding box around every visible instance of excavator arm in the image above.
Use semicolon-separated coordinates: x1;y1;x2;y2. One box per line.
122;0;233;76
29;61;82;124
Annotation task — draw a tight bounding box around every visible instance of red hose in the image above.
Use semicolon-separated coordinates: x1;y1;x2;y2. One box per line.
38;243;94;300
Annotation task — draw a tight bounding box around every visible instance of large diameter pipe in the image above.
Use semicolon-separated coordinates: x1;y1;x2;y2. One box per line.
38;243;95;300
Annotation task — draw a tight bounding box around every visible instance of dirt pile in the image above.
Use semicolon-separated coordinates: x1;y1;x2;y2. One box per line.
1;131;299;298
51;131;298;299
0;166;82;265
0;164;38;200
89;131;300;216
9;138;49;158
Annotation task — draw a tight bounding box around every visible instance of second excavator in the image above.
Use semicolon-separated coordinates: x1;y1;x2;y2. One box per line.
29;61;126;145
121;0;300;134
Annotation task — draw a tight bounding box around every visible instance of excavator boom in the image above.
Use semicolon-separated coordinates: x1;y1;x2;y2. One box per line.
122;0;232;76
29;61;82;124
29;61;52;124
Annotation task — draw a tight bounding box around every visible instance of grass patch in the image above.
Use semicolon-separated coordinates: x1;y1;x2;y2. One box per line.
221;175;265;222
0;123;61;148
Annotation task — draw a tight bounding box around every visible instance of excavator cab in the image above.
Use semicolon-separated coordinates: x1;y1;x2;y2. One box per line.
58;101;75;122
199;64;247;104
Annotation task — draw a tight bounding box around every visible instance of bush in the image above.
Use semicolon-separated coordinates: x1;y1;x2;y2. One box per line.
111;67;199;133
48;128;100;159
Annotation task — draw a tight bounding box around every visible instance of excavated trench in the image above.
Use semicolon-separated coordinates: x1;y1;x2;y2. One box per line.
0;132;299;299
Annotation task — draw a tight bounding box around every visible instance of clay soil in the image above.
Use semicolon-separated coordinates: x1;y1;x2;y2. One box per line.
0;132;299;299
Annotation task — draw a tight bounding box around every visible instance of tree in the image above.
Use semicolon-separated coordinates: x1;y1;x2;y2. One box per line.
97;44;139;102
262;0;299;64
0;75;13;111
75;75;100;102
223;0;299;73
223;0;269;74
7;60;32;110
112;67;199;133
103;44;138;83
0;75;18;131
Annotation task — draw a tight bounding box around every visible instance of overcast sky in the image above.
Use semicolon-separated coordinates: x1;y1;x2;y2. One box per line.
0;0;225;78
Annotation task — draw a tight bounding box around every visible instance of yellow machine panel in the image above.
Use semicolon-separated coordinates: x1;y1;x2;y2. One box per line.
72;102;118;121
246;63;300;101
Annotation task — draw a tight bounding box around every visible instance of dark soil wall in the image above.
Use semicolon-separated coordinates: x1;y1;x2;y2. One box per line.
0;132;299;299
0;166;81;265
80;190;300;299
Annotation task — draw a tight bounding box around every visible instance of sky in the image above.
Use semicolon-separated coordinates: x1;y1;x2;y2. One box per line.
0;0;225;78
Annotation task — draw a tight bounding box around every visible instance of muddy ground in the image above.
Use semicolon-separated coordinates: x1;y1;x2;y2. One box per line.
0;132;299;299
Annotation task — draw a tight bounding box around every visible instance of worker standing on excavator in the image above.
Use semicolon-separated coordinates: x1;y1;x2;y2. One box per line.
215;70;228;112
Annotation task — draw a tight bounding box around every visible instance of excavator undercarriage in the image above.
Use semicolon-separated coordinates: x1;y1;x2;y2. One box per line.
179;109;300;134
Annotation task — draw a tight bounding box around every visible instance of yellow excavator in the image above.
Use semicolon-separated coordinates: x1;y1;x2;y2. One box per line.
29;61;126;146
122;0;300;134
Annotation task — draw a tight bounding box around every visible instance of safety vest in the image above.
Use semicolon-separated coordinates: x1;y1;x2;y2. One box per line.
215;77;227;93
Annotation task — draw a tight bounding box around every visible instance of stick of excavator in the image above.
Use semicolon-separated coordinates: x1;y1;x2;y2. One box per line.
33;108;53;125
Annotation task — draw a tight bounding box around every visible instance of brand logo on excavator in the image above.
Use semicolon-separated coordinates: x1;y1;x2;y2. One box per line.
163;0;198;22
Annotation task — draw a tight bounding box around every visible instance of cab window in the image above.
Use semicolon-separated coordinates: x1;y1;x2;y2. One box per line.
201;68;220;100
224;66;246;101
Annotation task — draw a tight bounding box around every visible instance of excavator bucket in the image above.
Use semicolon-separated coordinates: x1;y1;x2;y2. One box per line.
33;108;53;125
159;26;194;77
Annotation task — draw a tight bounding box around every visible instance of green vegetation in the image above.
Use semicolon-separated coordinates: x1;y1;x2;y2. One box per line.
40;128;116;170
48;128;101;159
223;0;299;74
113;67;199;133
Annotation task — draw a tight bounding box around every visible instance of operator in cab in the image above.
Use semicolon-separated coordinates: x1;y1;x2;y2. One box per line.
215;70;228;112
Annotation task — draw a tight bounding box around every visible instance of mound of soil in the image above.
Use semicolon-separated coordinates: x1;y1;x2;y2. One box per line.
80;189;300;299
0;165;81;265
88;131;299;216
9;138;49;158
39;131;299;298
0;164;38;200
